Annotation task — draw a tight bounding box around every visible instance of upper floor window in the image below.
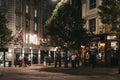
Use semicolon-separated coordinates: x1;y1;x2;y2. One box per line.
34;9;37;17
16;0;21;10
89;18;96;32
26;5;29;13
89;0;96;10
34;22;38;32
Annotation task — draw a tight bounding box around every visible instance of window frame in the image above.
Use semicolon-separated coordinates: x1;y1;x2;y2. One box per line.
89;0;96;10
89;18;96;32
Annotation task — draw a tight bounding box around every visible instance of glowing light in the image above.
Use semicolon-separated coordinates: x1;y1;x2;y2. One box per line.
29;34;38;45
8;49;12;53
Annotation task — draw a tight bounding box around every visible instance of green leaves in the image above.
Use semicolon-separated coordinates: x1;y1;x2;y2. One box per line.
98;0;120;31
0;14;13;47
46;0;88;50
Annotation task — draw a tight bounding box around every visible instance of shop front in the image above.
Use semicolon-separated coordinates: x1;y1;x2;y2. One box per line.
0;48;10;67
84;33;119;66
0;52;10;67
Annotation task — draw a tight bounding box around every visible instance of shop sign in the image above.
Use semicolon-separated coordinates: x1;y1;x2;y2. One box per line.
107;35;117;40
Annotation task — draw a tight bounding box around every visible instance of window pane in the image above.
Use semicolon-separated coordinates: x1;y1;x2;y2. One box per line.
89;18;96;32
26;5;29;13
34;9;37;17
34;22;38;32
89;0;96;9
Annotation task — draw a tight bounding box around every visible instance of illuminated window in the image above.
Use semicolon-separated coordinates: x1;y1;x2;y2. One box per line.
29;34;38;45
34;22;38;32
34;9;37;17
26;34;29;43
89;18;96;32
26;5;29;13
89;0;96;9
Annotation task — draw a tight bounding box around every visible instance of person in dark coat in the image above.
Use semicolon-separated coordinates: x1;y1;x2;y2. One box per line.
24;56;28;67
55;51;61;68
89;50;96;68
63;52;68;68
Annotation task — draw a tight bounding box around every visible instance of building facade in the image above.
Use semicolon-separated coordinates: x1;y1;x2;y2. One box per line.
0;0;57;67
81;0;119;66
14;0;42;66
81;0;111;34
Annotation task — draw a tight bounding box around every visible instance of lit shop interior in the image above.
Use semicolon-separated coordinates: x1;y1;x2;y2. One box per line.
84;33;119;66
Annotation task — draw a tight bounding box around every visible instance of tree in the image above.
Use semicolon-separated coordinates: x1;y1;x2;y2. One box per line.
98;0;120;31
46;0;88;51
0;14;13;48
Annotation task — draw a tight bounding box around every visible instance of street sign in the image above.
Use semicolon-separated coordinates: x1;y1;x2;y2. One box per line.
0;48;8;52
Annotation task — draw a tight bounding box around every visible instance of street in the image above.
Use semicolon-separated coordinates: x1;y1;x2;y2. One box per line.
0;65;120;80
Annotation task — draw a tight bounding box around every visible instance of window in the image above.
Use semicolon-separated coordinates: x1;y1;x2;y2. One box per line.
26;18;30;32
34;22;38;32
34;9;37;17
89;18;96;32
26;5;29;13
89;0;96;9
16;0;21;10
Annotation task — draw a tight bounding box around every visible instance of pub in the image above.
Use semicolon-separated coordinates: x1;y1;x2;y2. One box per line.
84;33;119;66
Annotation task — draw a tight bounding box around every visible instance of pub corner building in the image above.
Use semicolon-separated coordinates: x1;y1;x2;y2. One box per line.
81;33;120;67
0;38;57;67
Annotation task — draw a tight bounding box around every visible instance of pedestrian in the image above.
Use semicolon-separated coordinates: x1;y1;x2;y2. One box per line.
63;52;68;68
89;50;96;68
24;56;28;67
19;59;24;67
14;59;18;67
71;54;77;68
18;55;23;67
48;55;51;65
111;50;118;66
43;55;47;66
76;54;81;68
28;55;31;66
55;51;61;68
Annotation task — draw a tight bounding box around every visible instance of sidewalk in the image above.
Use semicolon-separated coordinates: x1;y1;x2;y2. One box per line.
0;64;120;76
25;64;120;76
